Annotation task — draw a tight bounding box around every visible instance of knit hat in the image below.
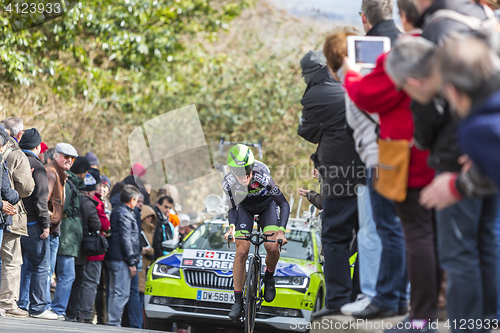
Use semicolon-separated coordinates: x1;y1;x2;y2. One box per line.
70;156;90;174
84;168;101;191
85;152;99;166
131;163;146;177
100;175;111;191
40;142;49;153
19;128;42;150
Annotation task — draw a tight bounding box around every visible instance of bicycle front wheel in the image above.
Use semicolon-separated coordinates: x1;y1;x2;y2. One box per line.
244;255;259;333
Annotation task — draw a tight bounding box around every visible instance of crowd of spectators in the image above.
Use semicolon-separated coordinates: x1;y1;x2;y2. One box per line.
298;0;500;332
0;116;198;329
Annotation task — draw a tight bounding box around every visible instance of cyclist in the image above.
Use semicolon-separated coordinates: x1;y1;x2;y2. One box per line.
222;144;290;322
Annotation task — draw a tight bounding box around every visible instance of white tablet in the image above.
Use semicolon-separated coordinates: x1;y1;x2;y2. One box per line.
347;36;391;69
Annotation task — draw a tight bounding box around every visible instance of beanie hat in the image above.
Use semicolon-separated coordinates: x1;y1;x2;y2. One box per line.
100;175;111;191
131;163;146;177
19;128;42;150
85;152;99;166
70;156;90;174
84;168;101;191
40;142;49;153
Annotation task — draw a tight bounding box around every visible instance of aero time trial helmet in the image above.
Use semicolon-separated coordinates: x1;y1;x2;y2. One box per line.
227;144;255;176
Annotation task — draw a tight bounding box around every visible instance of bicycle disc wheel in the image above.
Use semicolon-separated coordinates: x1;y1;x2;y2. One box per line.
244;256;259;333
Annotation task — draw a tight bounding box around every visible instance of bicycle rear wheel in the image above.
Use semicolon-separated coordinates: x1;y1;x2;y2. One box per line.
244;255;259;333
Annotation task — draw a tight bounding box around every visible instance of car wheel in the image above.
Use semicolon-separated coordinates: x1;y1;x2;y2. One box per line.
144;315;173;332
312;289;323;314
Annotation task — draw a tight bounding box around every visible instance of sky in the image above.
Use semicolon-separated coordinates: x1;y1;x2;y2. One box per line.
272;0;400;25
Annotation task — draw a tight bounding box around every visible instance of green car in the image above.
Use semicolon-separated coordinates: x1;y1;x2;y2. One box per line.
144;216;325;332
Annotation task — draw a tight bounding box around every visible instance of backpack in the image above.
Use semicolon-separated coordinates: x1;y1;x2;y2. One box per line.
424;5;500;51
425;5;498;31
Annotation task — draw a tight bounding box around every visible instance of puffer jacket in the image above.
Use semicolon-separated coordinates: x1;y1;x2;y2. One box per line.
46;159;67;236
58;171;83;258
105;202;140;267
4;137;35;236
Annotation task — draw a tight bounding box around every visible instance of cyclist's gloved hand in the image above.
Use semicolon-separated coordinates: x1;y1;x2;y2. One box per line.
276;230;288;246
224;225;236;242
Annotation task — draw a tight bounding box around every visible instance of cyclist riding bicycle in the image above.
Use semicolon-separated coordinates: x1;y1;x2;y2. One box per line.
222;144;290;322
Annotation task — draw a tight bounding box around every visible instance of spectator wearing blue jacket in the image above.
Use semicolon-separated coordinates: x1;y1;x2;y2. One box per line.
431;34;500;329
105;185;143;327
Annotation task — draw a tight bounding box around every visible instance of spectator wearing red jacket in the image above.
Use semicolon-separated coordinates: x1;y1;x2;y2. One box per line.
77;174;111;323
342;0;440;325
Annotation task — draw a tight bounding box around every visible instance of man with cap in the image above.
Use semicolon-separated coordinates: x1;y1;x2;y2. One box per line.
44;143;77;313
178;214;195;243
17;129;58;319
0;117;35;317
51;156;89;320
67;168;102;323
298;48;364;319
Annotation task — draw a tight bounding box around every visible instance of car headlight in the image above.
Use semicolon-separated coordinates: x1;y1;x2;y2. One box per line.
152;264;181;280
274;276;309;290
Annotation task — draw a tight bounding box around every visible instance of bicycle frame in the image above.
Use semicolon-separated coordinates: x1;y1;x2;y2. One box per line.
230;231;281;333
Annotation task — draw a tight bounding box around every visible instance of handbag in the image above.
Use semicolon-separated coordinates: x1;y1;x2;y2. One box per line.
81;231;109;256
373;138;411;202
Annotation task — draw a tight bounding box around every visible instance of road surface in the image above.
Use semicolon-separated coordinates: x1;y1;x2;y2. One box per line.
0;316;169;333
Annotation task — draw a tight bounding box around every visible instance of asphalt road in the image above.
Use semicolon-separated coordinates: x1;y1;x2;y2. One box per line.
0;316;170;333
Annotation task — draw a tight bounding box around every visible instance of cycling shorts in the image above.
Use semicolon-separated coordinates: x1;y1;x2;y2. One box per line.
234;201;281;237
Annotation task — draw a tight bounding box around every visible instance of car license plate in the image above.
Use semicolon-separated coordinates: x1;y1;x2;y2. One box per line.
196;290;235;303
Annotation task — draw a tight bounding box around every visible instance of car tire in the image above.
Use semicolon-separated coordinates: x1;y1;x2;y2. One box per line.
144;315;174;332
312;288;323;314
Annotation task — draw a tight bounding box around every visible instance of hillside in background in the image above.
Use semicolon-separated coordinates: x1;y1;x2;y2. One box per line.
0;0;357;213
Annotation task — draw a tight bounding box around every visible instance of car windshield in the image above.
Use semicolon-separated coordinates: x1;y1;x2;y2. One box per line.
182;222;315;261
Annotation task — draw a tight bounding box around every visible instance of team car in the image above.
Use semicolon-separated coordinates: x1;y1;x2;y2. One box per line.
144;195;325;332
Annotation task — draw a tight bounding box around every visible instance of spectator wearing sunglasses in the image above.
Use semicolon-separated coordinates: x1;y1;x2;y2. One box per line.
44;143;77;314
153;195;175;260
